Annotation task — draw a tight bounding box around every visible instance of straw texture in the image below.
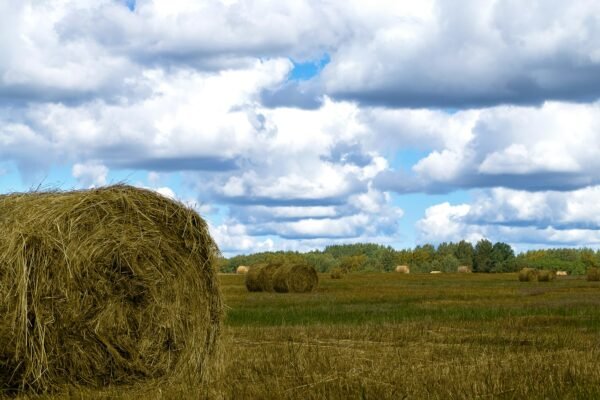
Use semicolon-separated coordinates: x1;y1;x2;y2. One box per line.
0;185;222;393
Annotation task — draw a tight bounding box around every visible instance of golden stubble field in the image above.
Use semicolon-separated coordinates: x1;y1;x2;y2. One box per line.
13;272;600;399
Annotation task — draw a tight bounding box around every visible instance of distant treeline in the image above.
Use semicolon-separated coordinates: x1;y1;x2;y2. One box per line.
221;241;600;275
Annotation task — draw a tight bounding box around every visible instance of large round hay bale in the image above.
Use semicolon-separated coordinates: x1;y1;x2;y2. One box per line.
395;265;410;274
457;266;471;273
538;270;556;282
244;263;279;292
587;267;600;281
245;264;266;292
330;267;343;279
257;263;279;292
236;265;249;274
272;263;318;293
518;268;538;282
0;185;222;393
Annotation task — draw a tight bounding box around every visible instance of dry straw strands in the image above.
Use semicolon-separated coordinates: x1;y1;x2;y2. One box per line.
236;265;249;274
538;270;557;282
519;268;538;282
395;265;410;274
457;266;471;273
244;264;266;292
0;185;222;393
272;263;319;293
245;263;318;293
588;267;600;281
245;263;279;292
330;267;344;279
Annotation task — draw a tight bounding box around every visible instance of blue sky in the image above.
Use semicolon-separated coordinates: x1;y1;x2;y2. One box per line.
2;1;600;256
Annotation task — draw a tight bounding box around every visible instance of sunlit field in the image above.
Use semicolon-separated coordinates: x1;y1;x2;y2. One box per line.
13;272;600;399
216;272;600;400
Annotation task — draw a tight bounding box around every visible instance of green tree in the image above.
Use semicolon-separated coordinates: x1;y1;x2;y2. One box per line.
376;247;397;272
437;242;457;258
395;249;413;266
455;240;474;267
304;252;340;272
581;249;598;269
474;239;494;272
413;244;435;267
490;242;515;272
439;254;460;272
340;254;367;273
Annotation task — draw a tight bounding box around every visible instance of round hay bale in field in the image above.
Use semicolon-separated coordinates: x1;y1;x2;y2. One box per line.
518;268;538;282
587;267;600;281
244;264;265;292
0;185;222;393
272;263;318;293
556;270;568;276
457;266;471;273
395;265;410;274
236;265;249;274
257;263;279;292
244;263;279;292
330;267;343;279
538;270;556;282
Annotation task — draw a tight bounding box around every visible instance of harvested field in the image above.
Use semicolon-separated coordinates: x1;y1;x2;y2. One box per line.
7;272;600;399
216;273;600;400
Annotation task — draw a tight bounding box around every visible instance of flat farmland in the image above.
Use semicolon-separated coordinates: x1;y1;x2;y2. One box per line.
217;272;600;400
18;273;600;399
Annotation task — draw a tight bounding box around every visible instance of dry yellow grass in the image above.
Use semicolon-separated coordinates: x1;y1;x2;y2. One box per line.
330;267;344;279
395;265;410;274
538;270;557;282
236;265;250;274
0;185;222;394
245;263;280;292
519;268;538;282
272;263;319;293
588;267;600;281
10;272;600;399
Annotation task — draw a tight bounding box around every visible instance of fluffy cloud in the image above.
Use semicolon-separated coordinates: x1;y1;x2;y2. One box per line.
417;186;600;247
323;0;600;108
227;187;402;239
71;162;108;188
375;101;600;194
0;59;291;175
0;43;401;249
416;202;483;244
0;0;347;104
7;0;600;108
3;0;600;254
61;0;347;64
468;187;600;230
0;1;139;104
208;221;275;255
